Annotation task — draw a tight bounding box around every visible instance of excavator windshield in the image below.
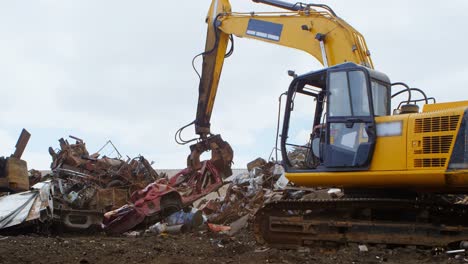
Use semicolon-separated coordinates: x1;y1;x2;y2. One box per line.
328;70;370;117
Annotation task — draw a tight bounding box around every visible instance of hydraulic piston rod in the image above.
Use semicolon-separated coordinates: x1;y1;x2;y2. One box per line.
252;0;337;16
252;0;304;11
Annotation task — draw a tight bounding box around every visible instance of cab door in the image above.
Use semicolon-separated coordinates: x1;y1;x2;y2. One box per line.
324;70;376;169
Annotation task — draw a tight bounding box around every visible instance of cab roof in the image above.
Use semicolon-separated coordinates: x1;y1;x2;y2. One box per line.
296;62;391;89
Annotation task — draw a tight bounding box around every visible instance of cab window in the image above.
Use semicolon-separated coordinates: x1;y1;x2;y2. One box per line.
371;80;389;116
329;70;369;117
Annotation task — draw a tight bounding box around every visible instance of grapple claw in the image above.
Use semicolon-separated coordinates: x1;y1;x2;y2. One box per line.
187;134;233;178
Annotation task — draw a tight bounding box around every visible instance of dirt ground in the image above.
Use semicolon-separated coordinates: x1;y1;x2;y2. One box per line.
0;229;463;264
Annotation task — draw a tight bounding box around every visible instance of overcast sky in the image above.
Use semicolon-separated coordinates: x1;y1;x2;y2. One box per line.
1;0;467;170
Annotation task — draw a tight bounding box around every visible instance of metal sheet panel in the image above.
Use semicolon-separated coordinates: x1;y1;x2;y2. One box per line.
0;191;38;228
0;181;53;229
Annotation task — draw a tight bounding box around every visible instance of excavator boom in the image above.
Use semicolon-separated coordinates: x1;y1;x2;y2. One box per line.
196;0;373;136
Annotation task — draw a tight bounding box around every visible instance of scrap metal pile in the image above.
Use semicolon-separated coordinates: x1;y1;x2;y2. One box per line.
113;157;340;237
48;136;161;229
0;132;343;236
194;157;341;236
0;133;364;239
0;135;260;234
102;160;224;234
0;129;54;233
112;157;288;237
198;158;282;227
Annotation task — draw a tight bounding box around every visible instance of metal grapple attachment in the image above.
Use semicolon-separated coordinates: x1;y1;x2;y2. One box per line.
187;134;233;179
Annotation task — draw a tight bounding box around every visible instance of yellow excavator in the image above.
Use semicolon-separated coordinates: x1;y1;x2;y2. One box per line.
177;0;468;247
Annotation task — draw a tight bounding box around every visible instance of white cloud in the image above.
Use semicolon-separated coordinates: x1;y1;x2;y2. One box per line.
22;151;53;171
0;130;16;155
294;129;311;145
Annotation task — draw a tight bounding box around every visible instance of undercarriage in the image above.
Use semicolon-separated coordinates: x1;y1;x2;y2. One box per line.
253;197;468;248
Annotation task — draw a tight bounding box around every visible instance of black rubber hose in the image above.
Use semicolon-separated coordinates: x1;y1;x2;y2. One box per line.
391;82;412;104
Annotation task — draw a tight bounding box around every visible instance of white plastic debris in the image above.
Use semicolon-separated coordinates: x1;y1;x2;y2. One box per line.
446;249;466;254
147;222;167;234
272;164;284;176
123;231;141;237
297;247;310;253
328;188;341;194
274;173;289;190
358;245;369;252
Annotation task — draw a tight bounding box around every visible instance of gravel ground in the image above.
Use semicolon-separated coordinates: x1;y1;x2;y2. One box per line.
0;229;464;264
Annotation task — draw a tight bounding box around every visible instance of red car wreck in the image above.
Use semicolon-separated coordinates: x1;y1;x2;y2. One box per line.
102;161;223;233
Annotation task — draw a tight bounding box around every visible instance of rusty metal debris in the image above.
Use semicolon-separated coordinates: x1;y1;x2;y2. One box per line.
189;158;287;238
100;157;294;235
11;135;441;248
0;181;53;232
189;157;342;238
456;196;468;205
0;130;54;234
102;160;223;234
48;136;160;230
11;129;31;160
0;129;31;193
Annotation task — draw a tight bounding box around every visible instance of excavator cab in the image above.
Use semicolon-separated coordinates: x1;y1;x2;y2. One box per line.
281;62;391;172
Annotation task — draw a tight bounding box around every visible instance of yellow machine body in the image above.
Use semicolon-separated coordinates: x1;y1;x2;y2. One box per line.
286;101;468;191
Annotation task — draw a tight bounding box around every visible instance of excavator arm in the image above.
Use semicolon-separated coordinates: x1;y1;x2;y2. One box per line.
188;0;373;176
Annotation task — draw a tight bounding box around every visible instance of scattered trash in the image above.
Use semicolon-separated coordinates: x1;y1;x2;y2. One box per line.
432;247;444;256
123;231;141;237
165;208;203;228
297;247;311;253
208;223;231;233
165;224;190;234
226;214;249;236
274;173;289;190
461;241;468;249
103;160;223;234
446;249;466;254
246;158;267;172
198;160;282;226
0;181;53;231
458;197;468;204
147;222;167;234
254;247;270;253
359;245;369;252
